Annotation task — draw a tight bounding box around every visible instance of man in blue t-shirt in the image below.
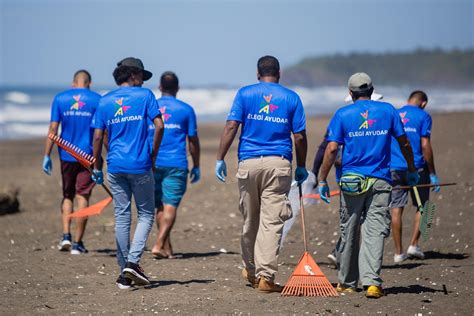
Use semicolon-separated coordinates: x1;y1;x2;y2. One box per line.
91;57;164;289
42;70;100;255
215;56;308;293
390;91;440;263
147;72;200;259
318;73;419;298
312;93;384;268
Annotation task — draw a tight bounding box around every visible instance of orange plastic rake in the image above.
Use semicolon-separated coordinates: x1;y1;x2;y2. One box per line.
48;134;113;218
69;196;113;218
281;185;339;297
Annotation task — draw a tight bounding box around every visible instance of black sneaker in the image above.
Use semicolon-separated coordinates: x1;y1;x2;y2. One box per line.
116;274;132;290
122;262;150;286
70;241;88;255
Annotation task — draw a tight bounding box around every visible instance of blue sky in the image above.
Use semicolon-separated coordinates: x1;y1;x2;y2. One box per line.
0;0;472;87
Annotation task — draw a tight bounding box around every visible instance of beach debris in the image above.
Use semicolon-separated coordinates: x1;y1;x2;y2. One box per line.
0;186;20;216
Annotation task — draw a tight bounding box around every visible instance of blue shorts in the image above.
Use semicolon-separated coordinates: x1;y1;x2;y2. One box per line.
154;167;188;208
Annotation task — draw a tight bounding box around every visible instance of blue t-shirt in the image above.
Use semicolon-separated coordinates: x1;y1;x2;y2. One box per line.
147;96;197;169
50;88;101;162
93;86;160;174
227;82;306;161
390;105;432;171
326;100;406;183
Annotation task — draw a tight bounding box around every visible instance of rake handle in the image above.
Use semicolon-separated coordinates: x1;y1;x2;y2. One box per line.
412;186;423;211
394;182;456;190
298;184;308;253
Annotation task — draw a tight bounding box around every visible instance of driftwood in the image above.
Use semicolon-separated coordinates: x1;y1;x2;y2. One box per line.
0;186;20;215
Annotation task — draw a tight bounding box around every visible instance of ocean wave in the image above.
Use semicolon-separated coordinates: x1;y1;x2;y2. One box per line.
3;91;31;104
0;86;472;139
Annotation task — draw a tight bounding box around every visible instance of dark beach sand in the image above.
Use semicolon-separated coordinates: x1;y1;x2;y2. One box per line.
0;112;473;314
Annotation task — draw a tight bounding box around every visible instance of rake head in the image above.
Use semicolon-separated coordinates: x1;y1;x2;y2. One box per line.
419;200;436;242
48;134;95;169
281;252;338;297
69;197;113;218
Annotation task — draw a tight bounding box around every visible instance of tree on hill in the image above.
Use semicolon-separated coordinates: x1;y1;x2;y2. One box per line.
281;49;474;88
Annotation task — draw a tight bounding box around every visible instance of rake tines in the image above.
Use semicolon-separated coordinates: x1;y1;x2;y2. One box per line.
48;133;95;168
420;200;436;241
281;252;338;297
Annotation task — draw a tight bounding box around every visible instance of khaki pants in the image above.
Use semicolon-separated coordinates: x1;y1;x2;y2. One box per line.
237;156;292;281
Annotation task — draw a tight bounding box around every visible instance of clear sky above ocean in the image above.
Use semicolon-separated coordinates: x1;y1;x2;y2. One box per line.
0;0;472;88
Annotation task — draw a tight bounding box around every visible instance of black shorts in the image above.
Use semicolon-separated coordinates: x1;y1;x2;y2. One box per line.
390;167;430;208
60;161;95;199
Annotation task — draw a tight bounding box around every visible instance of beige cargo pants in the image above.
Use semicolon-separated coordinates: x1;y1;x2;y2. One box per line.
236;156;292;282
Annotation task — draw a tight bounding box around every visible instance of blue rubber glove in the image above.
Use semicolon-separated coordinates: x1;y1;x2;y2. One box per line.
295;167;309;185
42;155;52;175
318;181;331;204
91;169;104;185
430;173;440;192
215;160;227;182
190;167;201;184
407;171;420;186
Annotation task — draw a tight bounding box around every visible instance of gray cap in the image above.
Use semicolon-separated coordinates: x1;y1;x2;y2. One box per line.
348;72;373;92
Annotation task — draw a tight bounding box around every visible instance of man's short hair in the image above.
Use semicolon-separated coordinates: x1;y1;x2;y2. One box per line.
257;56;280;77
351;87;374;100
112;65;142;85
160;71;179;93
409;90;428;103
73;69;91;84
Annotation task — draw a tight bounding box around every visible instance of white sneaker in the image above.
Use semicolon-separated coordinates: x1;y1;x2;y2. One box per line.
393;253;408;264
327;253;337;267
407;245;425;259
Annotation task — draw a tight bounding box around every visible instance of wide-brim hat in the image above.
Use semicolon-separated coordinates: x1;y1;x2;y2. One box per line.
117;57;153;81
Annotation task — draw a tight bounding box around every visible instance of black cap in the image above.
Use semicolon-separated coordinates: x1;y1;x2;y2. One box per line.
116;57;153;81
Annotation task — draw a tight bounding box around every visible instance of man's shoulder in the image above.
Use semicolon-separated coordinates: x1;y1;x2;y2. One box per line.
54;89;76;102
239;83;299;99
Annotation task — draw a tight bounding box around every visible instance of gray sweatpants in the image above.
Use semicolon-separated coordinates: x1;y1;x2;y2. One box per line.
336;179;392;288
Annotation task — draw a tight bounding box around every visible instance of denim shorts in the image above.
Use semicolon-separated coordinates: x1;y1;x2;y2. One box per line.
154;167;188;208
390;168;430;208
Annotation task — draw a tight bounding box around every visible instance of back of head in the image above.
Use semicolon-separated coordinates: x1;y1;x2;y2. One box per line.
348;72;374;101
257;55;280;79
113;65;142;86
73;70;91;88
160;71;179;94
408;90;428;108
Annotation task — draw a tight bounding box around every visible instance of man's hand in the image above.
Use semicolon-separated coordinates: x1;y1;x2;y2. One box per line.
42;155;52;175
430;173;440;192
407;171;420;186
215;160;227;182
318;181;331;204
295;167;308;185
91;169;104;185
190;167;201;184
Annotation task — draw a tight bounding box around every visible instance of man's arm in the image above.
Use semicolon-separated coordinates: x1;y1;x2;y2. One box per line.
188;135;200;168
92;128;105;170
318;141;339;182
421;137;436;174
312;138;328;177
44;122;59;156
294;131;307;168
396;135;416;172
216;120;240;160
151;116;164;166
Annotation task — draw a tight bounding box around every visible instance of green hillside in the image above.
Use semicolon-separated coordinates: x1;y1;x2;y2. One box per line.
282;49;474;87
